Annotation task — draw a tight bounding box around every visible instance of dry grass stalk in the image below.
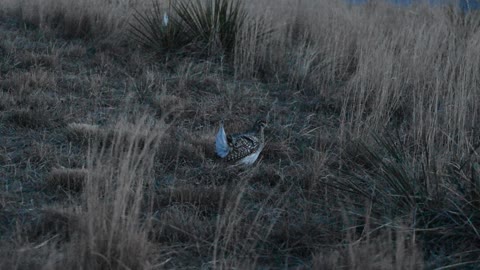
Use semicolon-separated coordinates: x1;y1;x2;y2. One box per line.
46;168;88;192
72;116;165;269
66;123;103;143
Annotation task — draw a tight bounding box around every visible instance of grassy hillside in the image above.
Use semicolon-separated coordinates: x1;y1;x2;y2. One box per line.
0;0;479;269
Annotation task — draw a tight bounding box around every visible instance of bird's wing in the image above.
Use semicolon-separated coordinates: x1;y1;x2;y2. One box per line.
215;123;230;158
226;134;261;162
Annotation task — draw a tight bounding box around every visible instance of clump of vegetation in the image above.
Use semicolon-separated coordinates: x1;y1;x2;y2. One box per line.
130;0;248;56
174;0;247;55
130;1;186;54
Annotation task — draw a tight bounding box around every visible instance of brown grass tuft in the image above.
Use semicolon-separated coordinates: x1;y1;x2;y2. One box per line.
26;209;78;242
311;225;423;270
16;52;59;69
46;168;88;192
262;140;294;160
66;123;103;143
154;185;230;211
150;205;215;244
58;44;87;58
4;108;52;129
0;69;56;95
68;116;165;269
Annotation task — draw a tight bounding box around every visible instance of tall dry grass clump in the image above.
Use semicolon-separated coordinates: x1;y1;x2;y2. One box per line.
66;116;166;269
1;0;140;40
230;0;480;264
0;117;167;269
231;0;480;158
249;2;480;176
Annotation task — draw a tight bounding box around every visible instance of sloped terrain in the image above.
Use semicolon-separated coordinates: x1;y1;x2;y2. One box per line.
1;1;480;269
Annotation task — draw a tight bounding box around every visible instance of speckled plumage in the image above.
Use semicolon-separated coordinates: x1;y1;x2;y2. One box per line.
215;120;266;165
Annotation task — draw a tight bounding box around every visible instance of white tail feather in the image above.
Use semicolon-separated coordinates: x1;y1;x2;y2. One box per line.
215;123;229;158
163;12;169;26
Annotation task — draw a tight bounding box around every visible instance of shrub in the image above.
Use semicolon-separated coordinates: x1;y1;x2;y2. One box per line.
340;134;426;213
130;0;248;56
130;1;186;53
339;133;480;264
173;0;247;55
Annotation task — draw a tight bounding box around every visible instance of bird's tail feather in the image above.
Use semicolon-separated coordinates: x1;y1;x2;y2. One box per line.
215;123;229;158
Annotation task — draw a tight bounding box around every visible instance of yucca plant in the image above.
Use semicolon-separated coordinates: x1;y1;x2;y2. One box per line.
130;0;248;56
339;134;428;213
173;0;247;55
130;1;186;53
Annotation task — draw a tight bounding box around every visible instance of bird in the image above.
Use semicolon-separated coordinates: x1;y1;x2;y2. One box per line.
215;119;267;165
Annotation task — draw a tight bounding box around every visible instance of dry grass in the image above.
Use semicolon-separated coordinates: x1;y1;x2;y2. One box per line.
66;123;104;143
46;168;88;192
312;223;423;270
1;0;480;269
